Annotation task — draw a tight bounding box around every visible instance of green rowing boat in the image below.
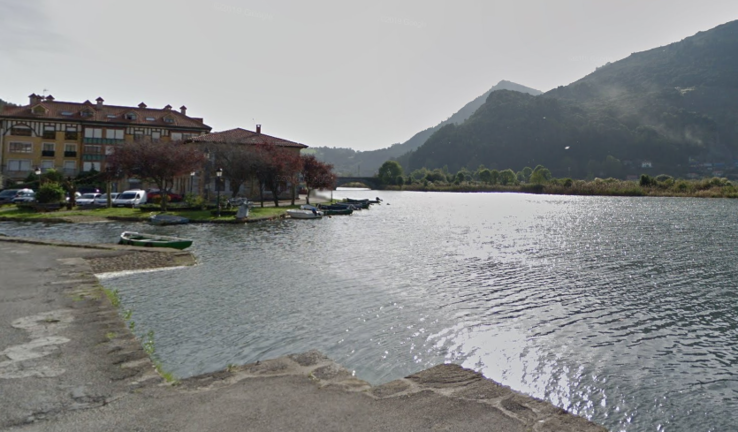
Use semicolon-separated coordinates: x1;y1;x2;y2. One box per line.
119;231;193;250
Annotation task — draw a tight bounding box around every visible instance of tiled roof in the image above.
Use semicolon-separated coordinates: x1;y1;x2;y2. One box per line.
188;128;308;148
1;97;211;131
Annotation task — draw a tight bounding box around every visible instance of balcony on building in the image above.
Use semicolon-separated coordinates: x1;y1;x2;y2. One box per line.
64;151;77;157
82;137;125;145
42;150;56;157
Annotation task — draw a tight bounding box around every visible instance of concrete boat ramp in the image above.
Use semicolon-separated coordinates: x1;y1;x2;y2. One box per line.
0;237;606;431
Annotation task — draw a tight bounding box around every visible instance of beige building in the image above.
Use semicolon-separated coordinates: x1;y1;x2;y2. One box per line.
0;94;211;188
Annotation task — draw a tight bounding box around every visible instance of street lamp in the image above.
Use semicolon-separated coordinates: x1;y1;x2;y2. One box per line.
190;172;196;195
216;168;223;217
35;167;42;189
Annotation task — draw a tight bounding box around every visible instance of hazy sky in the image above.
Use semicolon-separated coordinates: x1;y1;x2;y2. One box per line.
2;0;737;151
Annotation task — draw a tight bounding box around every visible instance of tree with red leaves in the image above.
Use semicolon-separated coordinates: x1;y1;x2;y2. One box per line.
252;143;303;207
107;139;206;210
301;155;336;204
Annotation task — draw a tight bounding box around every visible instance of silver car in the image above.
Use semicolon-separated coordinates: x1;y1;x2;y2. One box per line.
93;193;119;206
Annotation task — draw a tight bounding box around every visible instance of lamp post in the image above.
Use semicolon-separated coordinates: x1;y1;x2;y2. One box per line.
35;167;42;190
190;172;195;195
216;168;223;217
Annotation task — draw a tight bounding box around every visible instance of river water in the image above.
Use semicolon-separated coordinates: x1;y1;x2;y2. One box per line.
2;190;737;432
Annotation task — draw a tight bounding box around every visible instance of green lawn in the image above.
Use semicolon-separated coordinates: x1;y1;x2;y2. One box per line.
0;203;296;222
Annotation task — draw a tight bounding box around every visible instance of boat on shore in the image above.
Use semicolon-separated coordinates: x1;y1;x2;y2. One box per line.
287;208;323;219
119;231;193;250
149;214;190;226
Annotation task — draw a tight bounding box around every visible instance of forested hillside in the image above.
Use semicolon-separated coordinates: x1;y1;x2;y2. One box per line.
312;80;541;175
406;20;738;179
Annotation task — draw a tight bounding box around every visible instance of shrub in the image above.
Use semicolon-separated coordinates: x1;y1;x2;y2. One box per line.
37;182;65;203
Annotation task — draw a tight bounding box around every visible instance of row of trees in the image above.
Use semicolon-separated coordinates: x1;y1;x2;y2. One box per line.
378;160;555;187
99;140;336;210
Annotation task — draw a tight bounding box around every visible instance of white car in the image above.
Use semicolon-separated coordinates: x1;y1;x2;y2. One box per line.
76;193;102;206
112;189;147;207
11;191;36;203
94;193;119;206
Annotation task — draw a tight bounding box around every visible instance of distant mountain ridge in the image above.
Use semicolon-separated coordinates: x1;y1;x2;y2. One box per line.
311;80;541;175
405;20;738;178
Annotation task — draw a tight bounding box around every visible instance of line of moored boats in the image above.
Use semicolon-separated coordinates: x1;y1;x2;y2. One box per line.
119;198;383;249
287;197;382;219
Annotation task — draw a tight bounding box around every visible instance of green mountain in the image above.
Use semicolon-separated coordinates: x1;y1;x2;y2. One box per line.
407;20;738;178
312;80;541;176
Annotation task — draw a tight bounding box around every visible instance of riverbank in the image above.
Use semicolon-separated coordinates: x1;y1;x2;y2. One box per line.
0;194;328;224
388;176;738;198
0;237;606;431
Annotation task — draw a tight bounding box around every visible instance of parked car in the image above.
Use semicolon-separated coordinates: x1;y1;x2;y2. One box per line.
76;193;102;206
146;189;183;203
112;189;147;207
0;188;34;204
11;191;36;203
93;193;119;206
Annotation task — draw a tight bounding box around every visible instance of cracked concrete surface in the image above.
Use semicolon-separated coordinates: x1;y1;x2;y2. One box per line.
0;237;607;431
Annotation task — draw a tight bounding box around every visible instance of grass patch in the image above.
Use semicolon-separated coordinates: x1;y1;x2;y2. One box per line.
1;203;293;221
102;287;121;307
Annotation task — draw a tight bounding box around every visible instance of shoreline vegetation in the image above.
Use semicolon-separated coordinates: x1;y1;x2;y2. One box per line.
374;161;738;198
384;176;738;198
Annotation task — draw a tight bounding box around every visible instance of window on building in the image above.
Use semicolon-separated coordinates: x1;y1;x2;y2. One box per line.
41;160;54;170
105;146;115;155
81;110;93;118
163;117;174;124
42;142;55;152
182;133;193;141
9;142;33;153
61;111;73;116
146;117;155;121
107;114;117;119
105;129;124;140
64;144;77;153
84;145;102;155
11;126;32;136
43;126;56;139
64;161;76;171
84;128;103;139
171;132;182;141
152;132;161;142
65;127;78;140
7;159;32;172
83;161;101;172
125;112;137;120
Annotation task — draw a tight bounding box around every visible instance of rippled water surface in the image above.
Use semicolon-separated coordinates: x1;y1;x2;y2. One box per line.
3;191;738;432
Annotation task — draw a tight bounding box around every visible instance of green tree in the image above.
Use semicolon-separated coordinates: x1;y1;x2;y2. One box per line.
378;160;403;185
530;165;552;184
490;169;500;185
499;169;517;185
455;172;466;183
36;182;65;203
521;166;533;181
478;168;492;184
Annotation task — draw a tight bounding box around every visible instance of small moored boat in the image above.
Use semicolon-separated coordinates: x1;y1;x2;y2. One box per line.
149;214;190;226
287;208;323;219
119;231;193;250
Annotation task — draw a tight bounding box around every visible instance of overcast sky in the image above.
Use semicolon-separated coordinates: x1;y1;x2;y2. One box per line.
2;0;737;151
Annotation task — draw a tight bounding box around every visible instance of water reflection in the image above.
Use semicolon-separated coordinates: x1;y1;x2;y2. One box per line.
2;192;738;432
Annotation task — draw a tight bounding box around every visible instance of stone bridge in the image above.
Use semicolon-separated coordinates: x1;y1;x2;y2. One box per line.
335;176;381;189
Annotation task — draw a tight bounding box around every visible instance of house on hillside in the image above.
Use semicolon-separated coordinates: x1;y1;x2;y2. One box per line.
0;94;211;188
187;126;308;200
